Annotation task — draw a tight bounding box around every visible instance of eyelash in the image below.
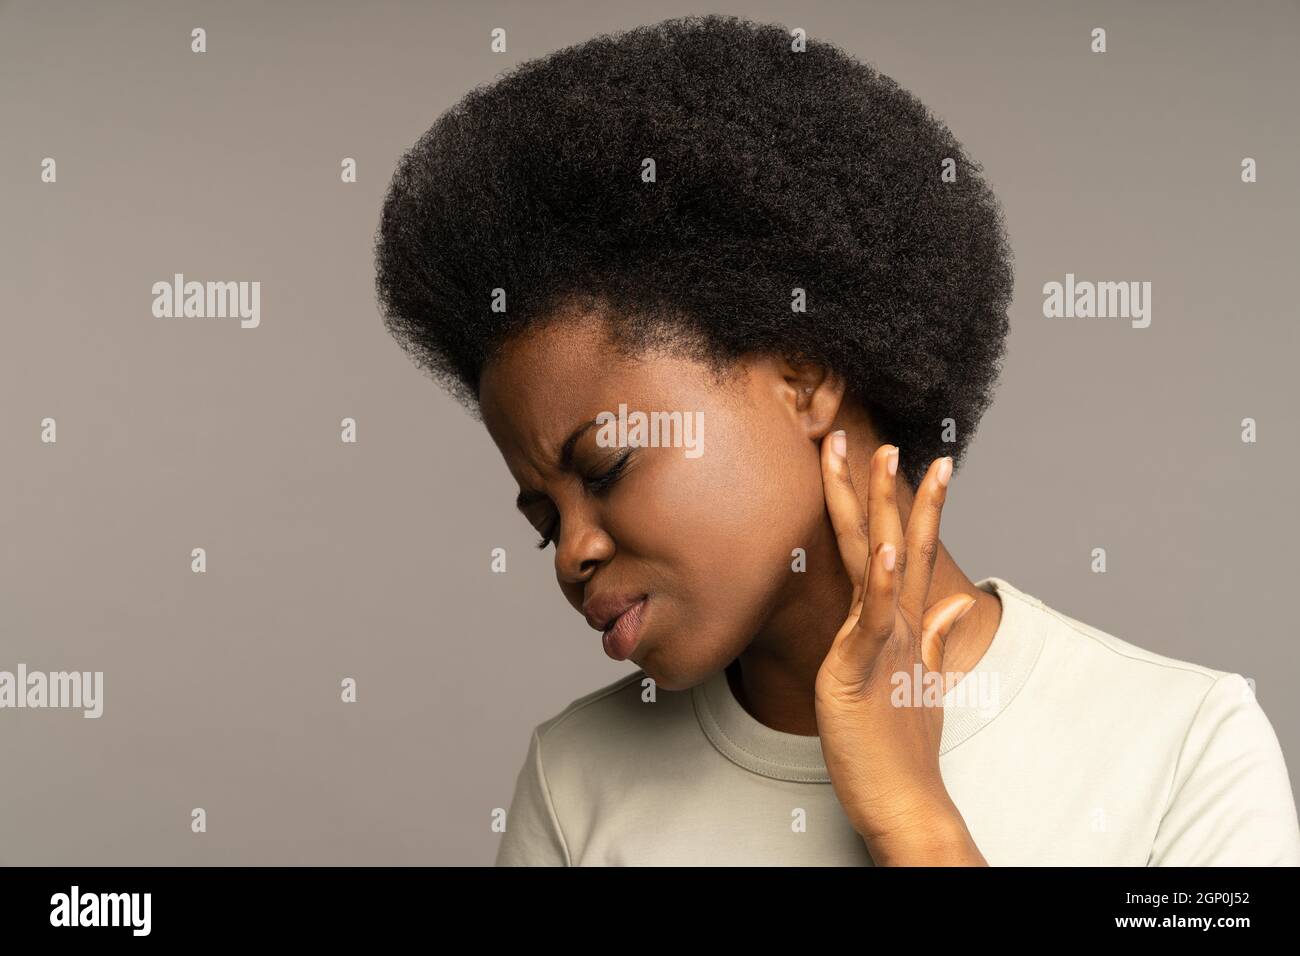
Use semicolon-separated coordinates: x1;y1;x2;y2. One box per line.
534;452;632;549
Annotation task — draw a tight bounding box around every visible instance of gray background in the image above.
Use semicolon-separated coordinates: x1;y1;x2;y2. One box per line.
1;0;1296;864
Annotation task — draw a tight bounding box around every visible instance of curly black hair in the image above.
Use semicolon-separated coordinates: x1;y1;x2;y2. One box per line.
374;13;1014;489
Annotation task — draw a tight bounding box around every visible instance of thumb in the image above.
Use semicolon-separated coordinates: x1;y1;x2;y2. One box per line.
919;595;977;683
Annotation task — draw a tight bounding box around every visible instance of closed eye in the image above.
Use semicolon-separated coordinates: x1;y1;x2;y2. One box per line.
534;451;633;549
584;449;632;495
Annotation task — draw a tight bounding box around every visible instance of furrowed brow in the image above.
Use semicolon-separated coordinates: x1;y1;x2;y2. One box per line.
514;418;601;511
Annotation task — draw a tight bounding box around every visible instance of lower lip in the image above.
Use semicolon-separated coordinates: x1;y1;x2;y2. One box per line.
602;597;649;662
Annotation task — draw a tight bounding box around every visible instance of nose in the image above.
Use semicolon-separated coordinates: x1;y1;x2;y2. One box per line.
554;510;616;586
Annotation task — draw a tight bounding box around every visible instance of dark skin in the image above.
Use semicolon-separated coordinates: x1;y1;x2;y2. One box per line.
479;305;1002;865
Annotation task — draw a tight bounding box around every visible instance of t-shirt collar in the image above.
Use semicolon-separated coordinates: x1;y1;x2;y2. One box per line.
691;576;1048;783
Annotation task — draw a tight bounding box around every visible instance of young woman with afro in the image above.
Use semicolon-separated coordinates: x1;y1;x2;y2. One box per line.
374;15;1300;867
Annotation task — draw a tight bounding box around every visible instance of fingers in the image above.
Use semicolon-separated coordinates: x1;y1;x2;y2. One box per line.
836;538;899;669
819;433;966;689
919;594;978;687
865;442;904;610
823;437;906;680
897;455;953;635
850;442;903;640
820;430;870;599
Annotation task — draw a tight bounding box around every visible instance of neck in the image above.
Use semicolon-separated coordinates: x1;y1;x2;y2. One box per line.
728;486;1003;737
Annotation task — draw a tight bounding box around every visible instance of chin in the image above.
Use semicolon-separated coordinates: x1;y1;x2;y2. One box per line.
627;644;682;692
634;655;680;692
632;636;734;693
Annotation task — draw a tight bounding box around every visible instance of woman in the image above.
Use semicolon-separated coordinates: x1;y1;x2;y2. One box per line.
373;15;1300;865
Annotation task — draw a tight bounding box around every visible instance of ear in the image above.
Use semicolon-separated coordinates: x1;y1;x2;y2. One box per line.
774;356;846;441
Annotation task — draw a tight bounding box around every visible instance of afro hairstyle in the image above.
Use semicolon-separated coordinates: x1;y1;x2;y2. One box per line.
373;13;1014;489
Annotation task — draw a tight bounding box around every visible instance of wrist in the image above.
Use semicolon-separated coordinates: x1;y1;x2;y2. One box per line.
856;802;985;866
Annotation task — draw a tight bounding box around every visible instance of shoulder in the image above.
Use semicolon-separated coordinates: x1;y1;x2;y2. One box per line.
987;577;1267;771
525;668;699;785
535;669;650;734
997;578;1299;861
496;671;660;866
1000;577;1233;706
989;578;1299;863
531;668;684;754
1033;589;1262;745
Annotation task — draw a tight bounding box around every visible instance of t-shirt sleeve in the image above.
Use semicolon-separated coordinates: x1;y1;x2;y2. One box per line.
494;726;571;866
1148;672;1300;866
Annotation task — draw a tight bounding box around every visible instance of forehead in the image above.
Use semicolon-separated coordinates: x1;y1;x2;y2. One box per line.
478;311;727;473
480;312;617;455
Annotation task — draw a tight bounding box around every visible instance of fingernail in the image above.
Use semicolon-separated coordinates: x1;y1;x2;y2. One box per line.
831;430;846;458
955;598;976;622
887;446;898;477
881;543;896;572
937;456;953;487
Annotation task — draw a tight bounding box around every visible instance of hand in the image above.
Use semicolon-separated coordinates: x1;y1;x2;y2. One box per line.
814;431;986;865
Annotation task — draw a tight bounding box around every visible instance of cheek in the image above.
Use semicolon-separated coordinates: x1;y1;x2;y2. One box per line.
614;420;825;685
628;420;823;587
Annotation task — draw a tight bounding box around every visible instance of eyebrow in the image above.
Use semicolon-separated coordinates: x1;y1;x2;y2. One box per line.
514;418;600;510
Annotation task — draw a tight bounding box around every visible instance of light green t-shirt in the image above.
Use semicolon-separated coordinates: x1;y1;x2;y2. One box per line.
495;577;1300;865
